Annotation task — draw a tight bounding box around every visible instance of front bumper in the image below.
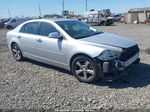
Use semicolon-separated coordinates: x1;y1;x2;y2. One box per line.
102;53;140;73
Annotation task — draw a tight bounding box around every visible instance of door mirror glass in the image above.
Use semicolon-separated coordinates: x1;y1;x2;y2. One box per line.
48;32;62;39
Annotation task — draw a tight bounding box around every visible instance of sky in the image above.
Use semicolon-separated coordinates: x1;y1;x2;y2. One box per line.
0;0;150;18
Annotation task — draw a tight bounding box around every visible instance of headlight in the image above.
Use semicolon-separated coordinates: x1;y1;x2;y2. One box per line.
98;50;121;61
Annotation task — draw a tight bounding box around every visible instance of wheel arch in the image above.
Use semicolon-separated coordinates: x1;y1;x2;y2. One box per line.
11;41;17;47
10;41;19;49
69;53;95;70
10;39;21;51
68;46;104;70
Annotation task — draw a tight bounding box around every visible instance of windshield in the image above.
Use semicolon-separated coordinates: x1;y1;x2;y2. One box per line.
56;20;103;39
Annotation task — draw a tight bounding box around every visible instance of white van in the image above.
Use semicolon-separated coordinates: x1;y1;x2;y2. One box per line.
4;18;31;29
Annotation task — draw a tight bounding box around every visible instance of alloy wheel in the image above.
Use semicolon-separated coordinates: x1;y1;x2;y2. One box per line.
75;59;95;80
12;44;22;60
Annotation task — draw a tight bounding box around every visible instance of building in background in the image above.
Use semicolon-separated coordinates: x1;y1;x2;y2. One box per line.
124;7;150;24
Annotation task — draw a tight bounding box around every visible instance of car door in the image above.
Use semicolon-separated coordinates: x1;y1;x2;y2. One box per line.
37;22;67;65
19;22;41;58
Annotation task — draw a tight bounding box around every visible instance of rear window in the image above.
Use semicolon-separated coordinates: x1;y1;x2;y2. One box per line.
20;22;39;35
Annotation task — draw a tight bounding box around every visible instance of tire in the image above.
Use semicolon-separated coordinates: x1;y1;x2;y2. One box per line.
71;56;103;83
11;43;24;61
102;21;107;26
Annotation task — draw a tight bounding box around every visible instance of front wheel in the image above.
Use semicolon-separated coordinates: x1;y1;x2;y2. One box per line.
71;56;102;83
11;43;24;61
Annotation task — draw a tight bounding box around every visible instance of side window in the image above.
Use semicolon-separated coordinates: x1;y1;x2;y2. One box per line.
20;25;25;33
21;22;39;35
13;19;16;22
39;22;58;37
10;19;16;23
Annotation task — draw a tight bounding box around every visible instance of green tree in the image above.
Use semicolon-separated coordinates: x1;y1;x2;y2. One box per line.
43;14;61;18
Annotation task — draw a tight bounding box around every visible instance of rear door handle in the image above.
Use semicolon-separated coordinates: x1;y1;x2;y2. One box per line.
37;39;42;42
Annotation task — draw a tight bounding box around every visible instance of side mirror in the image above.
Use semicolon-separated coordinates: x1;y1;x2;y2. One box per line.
48;32;63;39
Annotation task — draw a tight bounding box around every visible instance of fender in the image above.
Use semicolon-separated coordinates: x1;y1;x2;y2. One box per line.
67;41;105;65
7;31;21;50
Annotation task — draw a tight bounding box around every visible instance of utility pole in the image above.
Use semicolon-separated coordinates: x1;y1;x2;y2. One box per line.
8;9;11;18
39;5;42;18
62;0;64;11
86;0;87;11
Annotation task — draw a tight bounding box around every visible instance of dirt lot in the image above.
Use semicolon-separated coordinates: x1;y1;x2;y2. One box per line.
0;23;150;111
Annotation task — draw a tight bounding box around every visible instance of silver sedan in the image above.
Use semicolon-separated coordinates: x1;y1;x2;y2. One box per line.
7;19;140;83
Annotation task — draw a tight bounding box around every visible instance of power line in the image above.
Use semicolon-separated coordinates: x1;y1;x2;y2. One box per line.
8;9;11;18
62;0;64;11
86;0;87;11
39;5;42;17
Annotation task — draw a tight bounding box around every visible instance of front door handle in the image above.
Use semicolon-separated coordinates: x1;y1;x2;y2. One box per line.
37;39;42;42
18;36;22;39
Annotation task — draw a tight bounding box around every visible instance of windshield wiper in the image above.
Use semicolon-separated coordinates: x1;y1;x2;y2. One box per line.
75;32;103;39
82;32;102;38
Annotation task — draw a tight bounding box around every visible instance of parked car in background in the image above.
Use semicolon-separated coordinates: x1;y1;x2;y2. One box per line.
7;19;140;83
4;18;32;29
84;14;114;26
112;14;123;22
84;10;114;26
0;18;11;23
0;18;11;28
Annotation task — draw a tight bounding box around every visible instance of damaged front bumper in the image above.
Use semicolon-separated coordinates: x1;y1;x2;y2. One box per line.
101;53;140;73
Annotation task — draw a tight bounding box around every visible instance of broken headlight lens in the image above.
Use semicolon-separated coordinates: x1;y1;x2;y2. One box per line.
98;50;121;61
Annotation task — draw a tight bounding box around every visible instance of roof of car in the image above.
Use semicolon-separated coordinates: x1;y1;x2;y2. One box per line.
22;18;78;25
43;18;77;22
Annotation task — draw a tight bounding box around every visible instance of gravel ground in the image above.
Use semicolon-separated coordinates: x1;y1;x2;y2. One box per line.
0;23;150;111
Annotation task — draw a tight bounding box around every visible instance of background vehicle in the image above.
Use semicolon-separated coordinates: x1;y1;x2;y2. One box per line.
62;10;78;19
0;18;11;28
112;14;124;22
98;9;112;17
6;19;140;83
4;18;32;29
84;9;114;26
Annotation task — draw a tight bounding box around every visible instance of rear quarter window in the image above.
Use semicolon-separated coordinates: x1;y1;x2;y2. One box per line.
20;22;39;35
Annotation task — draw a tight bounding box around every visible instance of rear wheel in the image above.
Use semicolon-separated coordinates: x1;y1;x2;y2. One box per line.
71;56;102;83
11;43;24;61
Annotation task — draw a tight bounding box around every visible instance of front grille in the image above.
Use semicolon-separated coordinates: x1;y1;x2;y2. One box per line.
119;45;139;61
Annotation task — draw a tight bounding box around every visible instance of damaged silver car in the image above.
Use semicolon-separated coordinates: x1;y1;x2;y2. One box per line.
7;19;140;83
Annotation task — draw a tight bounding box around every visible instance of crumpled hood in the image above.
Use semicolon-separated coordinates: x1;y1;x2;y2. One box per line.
80;32;137;48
